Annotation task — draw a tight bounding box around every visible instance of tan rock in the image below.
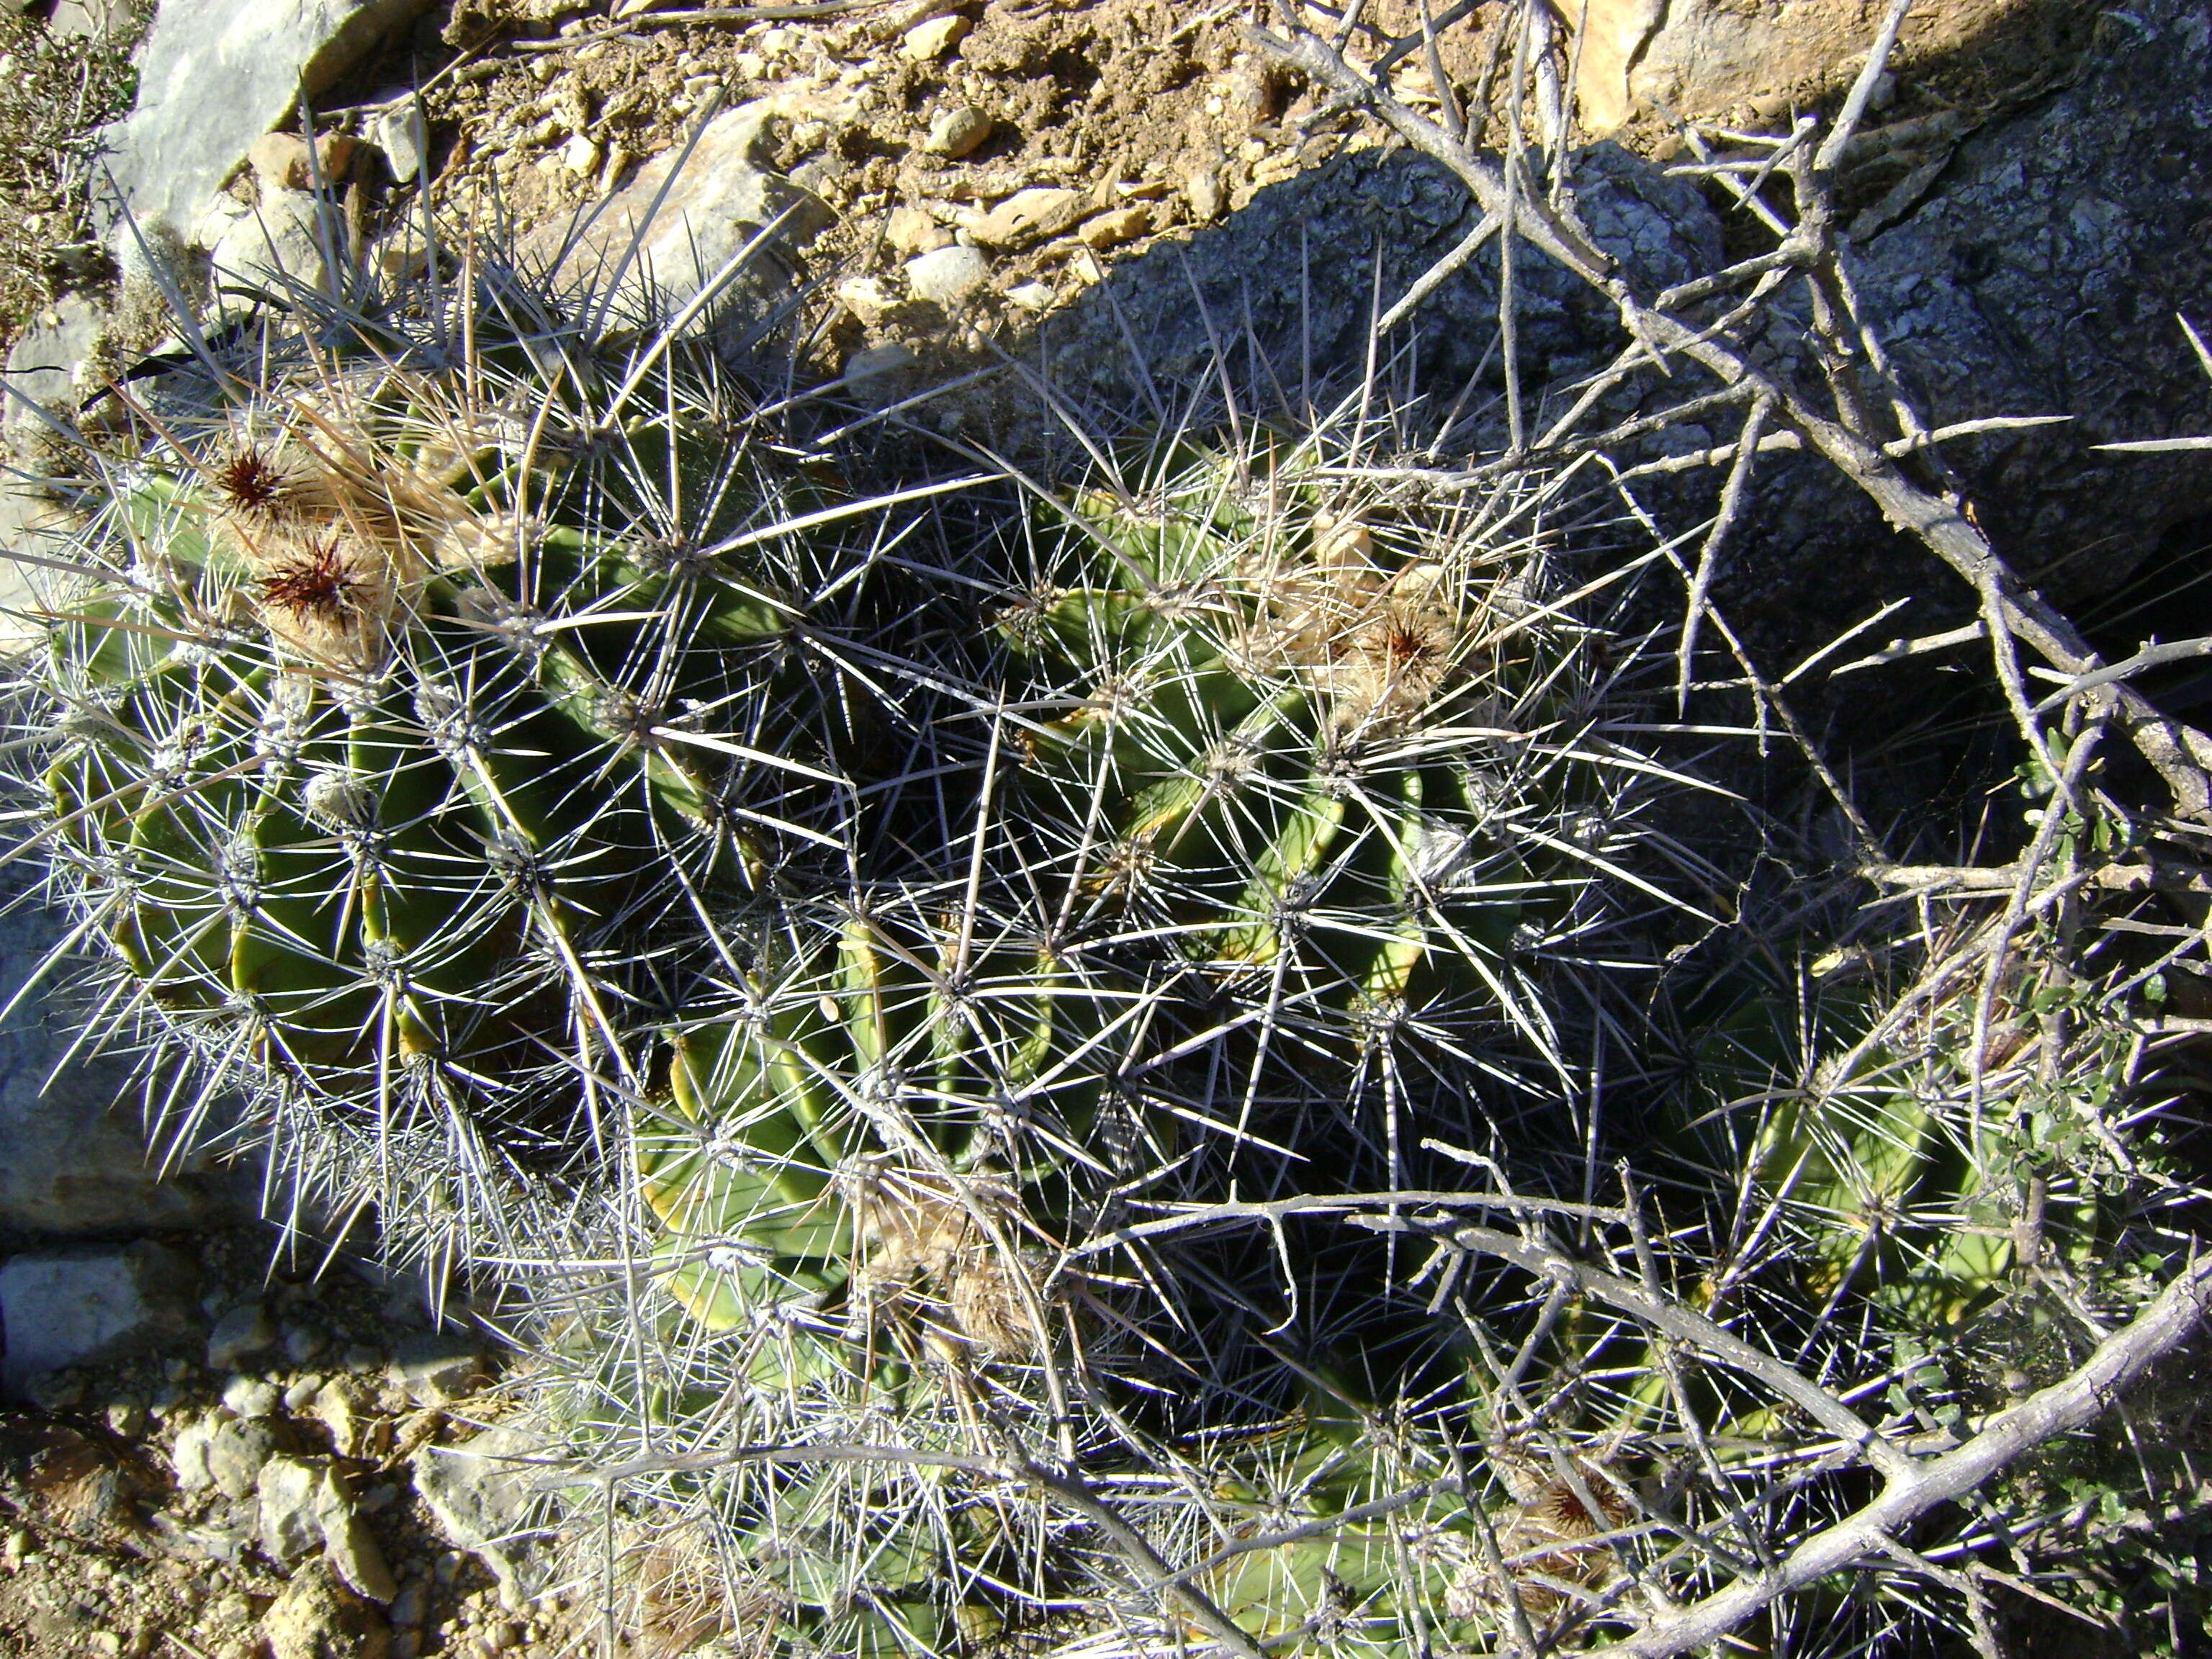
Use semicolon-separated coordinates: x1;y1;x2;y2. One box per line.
835;275;899;323
1186;167;1224;222
903;13;971;61
257;1455;345;1563
522;96;842;309
247;131;360;194
304;1377;364;1460
844;343;917;387
1563;0;2027;132
325;1508;398;1604
886;204;952;254
924;104;991;159
1076;204;1150;251
968;186;1084;248
261;1560;390;1659
905;243;990;305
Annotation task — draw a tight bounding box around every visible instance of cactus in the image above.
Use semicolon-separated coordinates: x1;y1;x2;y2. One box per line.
1679;944;2107;1352
19;248;949;1257
540;884;1107;1650
636;899;1094;1361
530;407;1714;1655
988;425;1695;1200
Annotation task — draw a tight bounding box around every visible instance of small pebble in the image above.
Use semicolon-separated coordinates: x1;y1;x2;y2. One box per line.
904;13;970;60
1185;164;1224;222
220;1375;280;1419
206;1304;274;1370
281;1322;325;1365
1077;204;1151;250
885;204;952;255
561;133;602;176
389;1582;427;1628
24;1370;84;1411
835;275;899;323
905;243;990;306
105;1399;147;1437
341;1344;382;1375
923;105;991;159
843;343;917;389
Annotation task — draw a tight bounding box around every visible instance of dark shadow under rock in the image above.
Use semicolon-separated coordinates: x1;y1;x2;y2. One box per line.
1848;0;2212;609
1040;140;1723;425
0;857;256;1245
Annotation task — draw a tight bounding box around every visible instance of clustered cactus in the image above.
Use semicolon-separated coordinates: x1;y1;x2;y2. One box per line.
10;173;2175;1658
520;418;1714;1652
25;256;945;1263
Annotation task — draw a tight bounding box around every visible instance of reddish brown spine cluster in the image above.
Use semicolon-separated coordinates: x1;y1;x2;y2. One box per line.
213;447;291;516
261;536;361;621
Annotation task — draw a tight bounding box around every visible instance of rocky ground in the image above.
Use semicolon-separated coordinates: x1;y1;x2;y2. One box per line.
0;1227;561;1659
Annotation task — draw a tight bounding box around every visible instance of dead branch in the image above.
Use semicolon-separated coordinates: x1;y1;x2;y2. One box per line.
1609;1251;2212;1658
1355;1215;1923;1480
1254;5;2212;817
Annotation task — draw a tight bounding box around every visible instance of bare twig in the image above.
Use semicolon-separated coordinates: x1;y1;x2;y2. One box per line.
1609;1253;2212;1658
1676;397;1771;707
2035;633;2212;711
1253;14;2212;815
1359;1215;1923;1480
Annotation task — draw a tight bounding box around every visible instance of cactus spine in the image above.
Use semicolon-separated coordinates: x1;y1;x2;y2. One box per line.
24;253;940;1258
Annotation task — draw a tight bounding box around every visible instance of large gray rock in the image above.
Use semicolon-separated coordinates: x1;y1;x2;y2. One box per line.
0;487;85;656
1613;0;2212;691
0;1240;194;1393
1850;0;2212;603
260;1560;391;1659
2;292;107;457
209;188;341;298
385;1329;486;1407
0;863;253;1241
172;1412;279;1500
258;1453;346;1563
1568;0;2029;132
411;1425;549;1610
1049;140;1722;414
0;296;109;653
49;0;140;39
99;0;433;242
528;96;840;325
